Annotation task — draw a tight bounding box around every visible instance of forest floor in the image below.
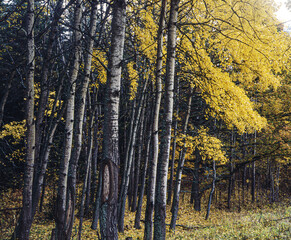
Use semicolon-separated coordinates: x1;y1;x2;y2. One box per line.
1;189;290;239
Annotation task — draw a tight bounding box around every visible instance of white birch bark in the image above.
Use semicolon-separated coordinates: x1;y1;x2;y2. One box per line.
144;1;166;239
31;0;65;221
65;1;99;238
55;0;82;239
18;0;35;238
118;79;148;232
154;0;179;238
100;0;126;239
134;96;152;229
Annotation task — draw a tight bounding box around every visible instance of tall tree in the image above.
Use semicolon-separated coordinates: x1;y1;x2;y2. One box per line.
154;0;179;239
31;0;66;223
144;0;166;239
167;79;179;205
170;88;193;230
100;0;126;239
118;77;148;232
16;0;36;238
55;0;82;238
65;1;99;238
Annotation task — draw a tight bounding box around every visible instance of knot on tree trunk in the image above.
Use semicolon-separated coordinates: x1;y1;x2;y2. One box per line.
101;158;118;205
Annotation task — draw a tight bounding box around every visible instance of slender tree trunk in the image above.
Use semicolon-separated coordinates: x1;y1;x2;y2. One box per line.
275;166;280;201
78;111;95;240
90;104;100;205
128;152;134;210
64;2;99;238
154;1;179;238
205;160;216;220
34;0;65;166
227;130;235;209
31;1;66;220
251;131;256;203
134;100;152;229
100;0;126;238
242;133;247;205
85;161;92;217
144;1;166;239
90;103;100;226
118;79;148;232
55;1;82;239
131;105;145;212
167;79;179;205
91;168;102;230
270;165;275;203
256;171;260;202
227;171;233;208
16;1;35;238
192;150;201;211
31;86;64;219
170;89;192;230
120;99;136;204
39;175;46;213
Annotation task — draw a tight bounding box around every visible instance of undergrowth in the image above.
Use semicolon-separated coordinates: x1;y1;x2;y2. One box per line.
1;189;290;239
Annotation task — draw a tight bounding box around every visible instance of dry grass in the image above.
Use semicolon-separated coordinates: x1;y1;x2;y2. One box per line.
1;189;290;239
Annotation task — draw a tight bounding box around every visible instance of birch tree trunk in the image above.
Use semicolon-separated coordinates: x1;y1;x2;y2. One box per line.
125;100;136;184
154;0;179;238
144;1;166;239
118;78;148;232
91;106;101;230
131;105;145;212
31;0;65;224
16;1;35;238
55;1;82;239
91;168;102;230
100;0;126;238
134;96;152;229
119;99;136;214
65;1;99;238
167;79;179;205
90;105;100;205
170;89;192;230
78;109;95;240
34;0;65;169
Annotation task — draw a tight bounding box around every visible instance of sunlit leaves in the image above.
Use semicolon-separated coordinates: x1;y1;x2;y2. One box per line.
127;61;139;100
176;127;227;164
90;49;108;88
0;120;26;144
174;0;290;134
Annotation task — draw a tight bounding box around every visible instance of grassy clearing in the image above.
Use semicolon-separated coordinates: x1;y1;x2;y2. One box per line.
119;196;290;240
1;190;290;239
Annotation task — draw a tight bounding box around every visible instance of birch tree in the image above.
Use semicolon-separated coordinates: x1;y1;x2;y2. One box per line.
16;0;35;238
100;0;126;238
54;0;82;238
144;1;166;239
154;0;179;238
170;88;193;230
65;1;99;238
